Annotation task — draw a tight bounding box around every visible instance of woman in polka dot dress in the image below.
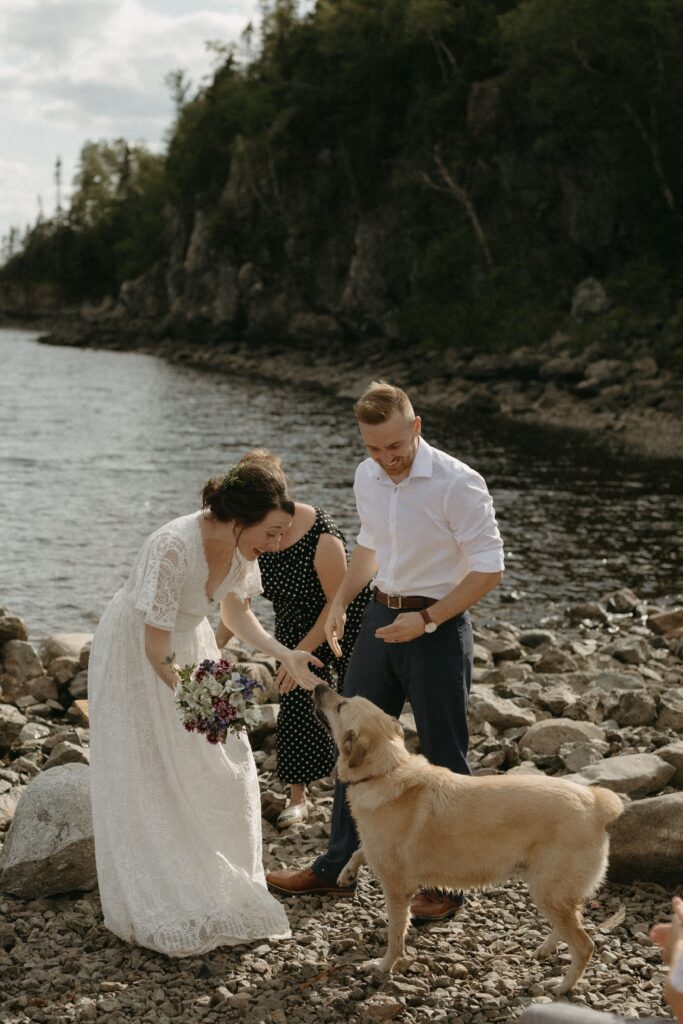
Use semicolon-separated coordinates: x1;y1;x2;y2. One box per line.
216;451;371;826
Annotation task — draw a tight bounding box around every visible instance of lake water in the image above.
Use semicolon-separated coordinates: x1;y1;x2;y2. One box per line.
0;327;681;638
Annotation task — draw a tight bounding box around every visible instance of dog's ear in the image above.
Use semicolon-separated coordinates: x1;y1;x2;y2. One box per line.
393;719;404;740
342;728;368;769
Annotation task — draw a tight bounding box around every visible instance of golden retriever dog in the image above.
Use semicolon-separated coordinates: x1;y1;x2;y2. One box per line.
313;685;623;994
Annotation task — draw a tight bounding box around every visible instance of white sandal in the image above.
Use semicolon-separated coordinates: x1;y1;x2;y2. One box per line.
276;802;309;828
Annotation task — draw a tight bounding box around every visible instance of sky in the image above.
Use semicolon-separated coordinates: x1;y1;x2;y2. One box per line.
0;0;268;247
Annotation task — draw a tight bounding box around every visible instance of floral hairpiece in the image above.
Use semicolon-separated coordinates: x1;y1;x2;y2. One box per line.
221;464;245;489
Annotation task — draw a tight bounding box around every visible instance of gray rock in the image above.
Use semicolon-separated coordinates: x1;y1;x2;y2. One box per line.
609;793;683;884
469;691;536;730
566;753;675;797
38;633;94;665
0;763;96;897
79;641;92;669
18;722;51;746
656;688;683;731
535;684;578;716
472;643;493;666
602;587;642;612
0;704;27;753
0;609;28;643
48;656;81;685
519;629;557;648
479;637;522;663
590;670;647;692
607;690;658;727
2;640;43;684
584;358;627;386
43;741;90;771
566;603;609;624
521;718;606;757
571;277;609;319
657;742;683;788
560;741;609;772
533;648;579;674
648;609;683;637
611;640;650;666
67;670;89;700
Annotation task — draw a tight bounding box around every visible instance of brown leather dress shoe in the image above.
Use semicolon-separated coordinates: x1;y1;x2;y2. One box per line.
410;888;465;923
266;866;356;897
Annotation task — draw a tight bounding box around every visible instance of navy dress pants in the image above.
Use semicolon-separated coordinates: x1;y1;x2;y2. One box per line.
313;600;473;882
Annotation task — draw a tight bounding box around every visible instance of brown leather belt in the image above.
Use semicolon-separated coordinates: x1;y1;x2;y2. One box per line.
373;587;436;610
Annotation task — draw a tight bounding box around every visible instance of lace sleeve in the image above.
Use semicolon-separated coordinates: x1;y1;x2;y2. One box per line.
134;529;190;630
229;556;263;604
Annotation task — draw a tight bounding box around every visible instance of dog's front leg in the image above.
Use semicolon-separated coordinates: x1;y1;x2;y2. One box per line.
374;887;411;974
338;848;366;887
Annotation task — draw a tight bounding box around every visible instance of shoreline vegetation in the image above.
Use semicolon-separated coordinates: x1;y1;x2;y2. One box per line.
1;0;682;465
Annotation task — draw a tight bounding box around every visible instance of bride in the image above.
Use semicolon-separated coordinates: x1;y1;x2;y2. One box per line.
88;456;322;956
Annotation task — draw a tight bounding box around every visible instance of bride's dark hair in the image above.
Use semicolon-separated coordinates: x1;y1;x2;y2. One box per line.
201;451;294;525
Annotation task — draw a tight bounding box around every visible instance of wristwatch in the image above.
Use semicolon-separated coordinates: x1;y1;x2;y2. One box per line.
420;609;437;634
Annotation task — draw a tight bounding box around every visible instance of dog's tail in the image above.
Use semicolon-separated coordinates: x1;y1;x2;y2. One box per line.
592;786;624;825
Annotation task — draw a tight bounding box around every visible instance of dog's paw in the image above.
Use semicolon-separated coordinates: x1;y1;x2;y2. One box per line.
360;958;392;976
337;866;357;887
360;955;407;976
533;938;557;961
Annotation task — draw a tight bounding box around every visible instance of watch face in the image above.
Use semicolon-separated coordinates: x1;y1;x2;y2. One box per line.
425;621;437;634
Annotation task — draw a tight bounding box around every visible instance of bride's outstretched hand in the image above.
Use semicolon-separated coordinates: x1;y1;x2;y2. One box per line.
280;650;324;692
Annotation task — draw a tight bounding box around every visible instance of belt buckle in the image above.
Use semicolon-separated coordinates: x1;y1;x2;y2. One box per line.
387;594;403;609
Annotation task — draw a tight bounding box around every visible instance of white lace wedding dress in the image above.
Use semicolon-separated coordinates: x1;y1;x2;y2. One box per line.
88;510;290;956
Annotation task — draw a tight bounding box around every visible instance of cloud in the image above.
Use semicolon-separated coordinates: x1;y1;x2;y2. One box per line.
0;0;258;240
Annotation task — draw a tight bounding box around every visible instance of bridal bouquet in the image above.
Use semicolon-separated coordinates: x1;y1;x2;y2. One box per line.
174;657;265;743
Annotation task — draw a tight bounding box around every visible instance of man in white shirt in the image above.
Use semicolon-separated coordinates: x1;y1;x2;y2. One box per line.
267;381;505;921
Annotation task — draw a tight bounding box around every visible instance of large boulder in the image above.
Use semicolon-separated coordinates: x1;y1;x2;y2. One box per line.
468;691;535;730
0;609;28;643
606;689;658;727
521;719;605;757
608;793;683;884
656;742;683;788
565;753;675;798
0;763;96;897
38;634;93;665
2;640;43;684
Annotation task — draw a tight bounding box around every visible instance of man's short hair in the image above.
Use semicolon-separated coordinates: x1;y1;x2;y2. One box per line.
353;380;415;424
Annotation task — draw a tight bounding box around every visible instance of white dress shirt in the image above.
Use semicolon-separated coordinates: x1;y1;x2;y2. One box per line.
354;437;504;600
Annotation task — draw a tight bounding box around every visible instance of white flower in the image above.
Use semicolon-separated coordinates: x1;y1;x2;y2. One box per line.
230;693;246;715
244;707;262;728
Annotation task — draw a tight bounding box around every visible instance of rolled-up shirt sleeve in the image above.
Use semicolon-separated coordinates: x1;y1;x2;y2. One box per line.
354;467;376;550
444;469;505;573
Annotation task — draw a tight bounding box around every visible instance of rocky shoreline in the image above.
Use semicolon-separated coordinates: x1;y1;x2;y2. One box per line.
1;591;683;1022
3;280;682;461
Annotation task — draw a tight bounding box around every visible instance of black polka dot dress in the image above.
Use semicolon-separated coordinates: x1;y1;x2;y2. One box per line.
259;507;371;786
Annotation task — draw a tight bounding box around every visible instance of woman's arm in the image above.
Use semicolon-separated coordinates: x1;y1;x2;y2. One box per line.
216;598;251;650
219;593;323;690
144;625;181;690
277;532;348;693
